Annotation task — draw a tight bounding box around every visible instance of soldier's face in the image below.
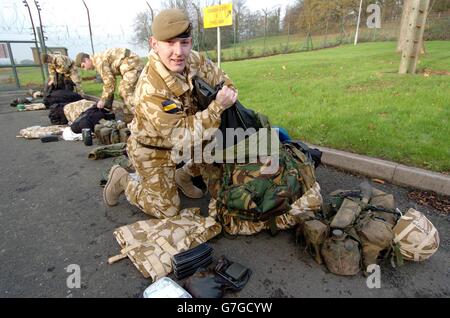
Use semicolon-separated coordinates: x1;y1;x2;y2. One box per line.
151;37;192;74
81;58;94;71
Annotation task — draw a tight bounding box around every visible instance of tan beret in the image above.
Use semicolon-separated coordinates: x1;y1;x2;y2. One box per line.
152;8;191;41
75;52;90;67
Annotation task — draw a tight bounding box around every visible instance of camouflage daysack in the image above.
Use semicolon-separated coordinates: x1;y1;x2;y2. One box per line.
216;142;317;225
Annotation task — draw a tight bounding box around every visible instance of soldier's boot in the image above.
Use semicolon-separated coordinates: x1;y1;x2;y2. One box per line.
175;167;204;199
103;165;130;206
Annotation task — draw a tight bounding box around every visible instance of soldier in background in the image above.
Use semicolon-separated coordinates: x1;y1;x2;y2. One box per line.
41;53;83;94
75;48;143;123
102;9;237;219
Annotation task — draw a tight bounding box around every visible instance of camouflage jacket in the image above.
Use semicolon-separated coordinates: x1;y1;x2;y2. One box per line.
129;49;234;166
48;54;80;84
92;48;139;103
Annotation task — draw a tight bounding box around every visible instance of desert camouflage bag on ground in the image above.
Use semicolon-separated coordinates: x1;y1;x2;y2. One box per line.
63;99;96;123
17;125;66;139
109;209;222;281
23;103;46;111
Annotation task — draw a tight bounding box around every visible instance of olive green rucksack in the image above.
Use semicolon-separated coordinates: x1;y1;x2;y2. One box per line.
325;182;403;274
94;119;130;145
216;141;317;226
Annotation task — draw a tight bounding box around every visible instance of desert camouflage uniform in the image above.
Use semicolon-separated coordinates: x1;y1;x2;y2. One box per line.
111;208;222;281
18;125;66;139
47;54;83;93
125;50;234;218
24;103;46;111
92;48;143;117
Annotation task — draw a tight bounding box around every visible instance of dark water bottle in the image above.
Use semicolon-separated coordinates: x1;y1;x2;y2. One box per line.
82;128;93;146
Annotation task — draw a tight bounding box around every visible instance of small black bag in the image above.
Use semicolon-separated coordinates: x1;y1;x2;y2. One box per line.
48;103;69;125
183;256;251;298
70;105;115;134
192;76;265;147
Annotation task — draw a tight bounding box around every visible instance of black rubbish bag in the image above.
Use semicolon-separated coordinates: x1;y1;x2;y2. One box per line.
191;75;265;147
70;105;115;134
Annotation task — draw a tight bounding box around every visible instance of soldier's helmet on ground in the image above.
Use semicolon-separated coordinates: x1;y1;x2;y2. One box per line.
75;52;90;67
393;208;440;262
151;8;192;41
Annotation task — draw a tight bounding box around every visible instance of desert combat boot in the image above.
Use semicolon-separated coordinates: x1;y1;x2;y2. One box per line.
175;167;204;199
103;165;129;206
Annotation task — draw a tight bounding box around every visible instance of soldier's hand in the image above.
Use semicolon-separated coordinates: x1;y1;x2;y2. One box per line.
48;80;54;86
215;86;238;109
97;100;105;109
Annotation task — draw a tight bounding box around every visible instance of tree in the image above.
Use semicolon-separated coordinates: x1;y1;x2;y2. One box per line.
131;12;152;50
234;0;247;43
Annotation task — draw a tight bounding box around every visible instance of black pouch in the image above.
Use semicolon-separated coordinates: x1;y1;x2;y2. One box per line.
184;268;224;298
184;256;252;298
40;135;59;143
214;255;251;291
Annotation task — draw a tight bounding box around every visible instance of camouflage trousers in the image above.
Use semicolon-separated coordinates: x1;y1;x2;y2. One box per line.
117;55;143;119
125;137;217;219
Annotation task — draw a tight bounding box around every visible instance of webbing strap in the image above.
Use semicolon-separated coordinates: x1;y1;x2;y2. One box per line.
155;236;178;256
393;222;417;243
145;251;166;278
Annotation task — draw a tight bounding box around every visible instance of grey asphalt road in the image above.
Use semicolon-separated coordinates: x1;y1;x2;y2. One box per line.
1;90;449;298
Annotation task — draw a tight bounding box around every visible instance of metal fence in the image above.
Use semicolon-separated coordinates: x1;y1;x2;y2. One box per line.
0;40;45;90
201;10;450;62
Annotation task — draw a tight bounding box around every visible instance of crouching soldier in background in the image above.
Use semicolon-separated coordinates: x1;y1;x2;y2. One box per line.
102;9;237;219
41;53;83;94
75;48;143;123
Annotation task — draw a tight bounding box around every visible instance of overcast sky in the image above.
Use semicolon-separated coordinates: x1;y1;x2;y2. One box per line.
0;0;297;62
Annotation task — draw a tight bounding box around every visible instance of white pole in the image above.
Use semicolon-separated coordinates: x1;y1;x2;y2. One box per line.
354;0;363;45
217;26;221;68
217;0;222;68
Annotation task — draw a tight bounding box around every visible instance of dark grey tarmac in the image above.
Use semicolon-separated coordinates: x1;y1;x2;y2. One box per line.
1;90;449;298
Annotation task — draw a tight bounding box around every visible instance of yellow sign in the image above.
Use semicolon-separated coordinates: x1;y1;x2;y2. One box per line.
203;3;233;29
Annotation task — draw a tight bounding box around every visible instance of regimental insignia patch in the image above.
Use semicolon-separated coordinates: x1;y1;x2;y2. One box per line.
162;100;182;114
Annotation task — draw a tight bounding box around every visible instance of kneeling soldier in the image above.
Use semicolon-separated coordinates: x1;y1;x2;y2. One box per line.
103;9;237;218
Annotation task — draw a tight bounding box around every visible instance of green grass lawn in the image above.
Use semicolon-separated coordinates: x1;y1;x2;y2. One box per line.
221;41;450;173
4;41;448;172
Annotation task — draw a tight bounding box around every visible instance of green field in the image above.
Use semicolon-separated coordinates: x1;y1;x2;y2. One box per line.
2;41;449;172
222;41;450;173
204;23;399;61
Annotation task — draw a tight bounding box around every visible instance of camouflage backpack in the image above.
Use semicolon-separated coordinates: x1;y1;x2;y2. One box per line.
216;142;317;225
